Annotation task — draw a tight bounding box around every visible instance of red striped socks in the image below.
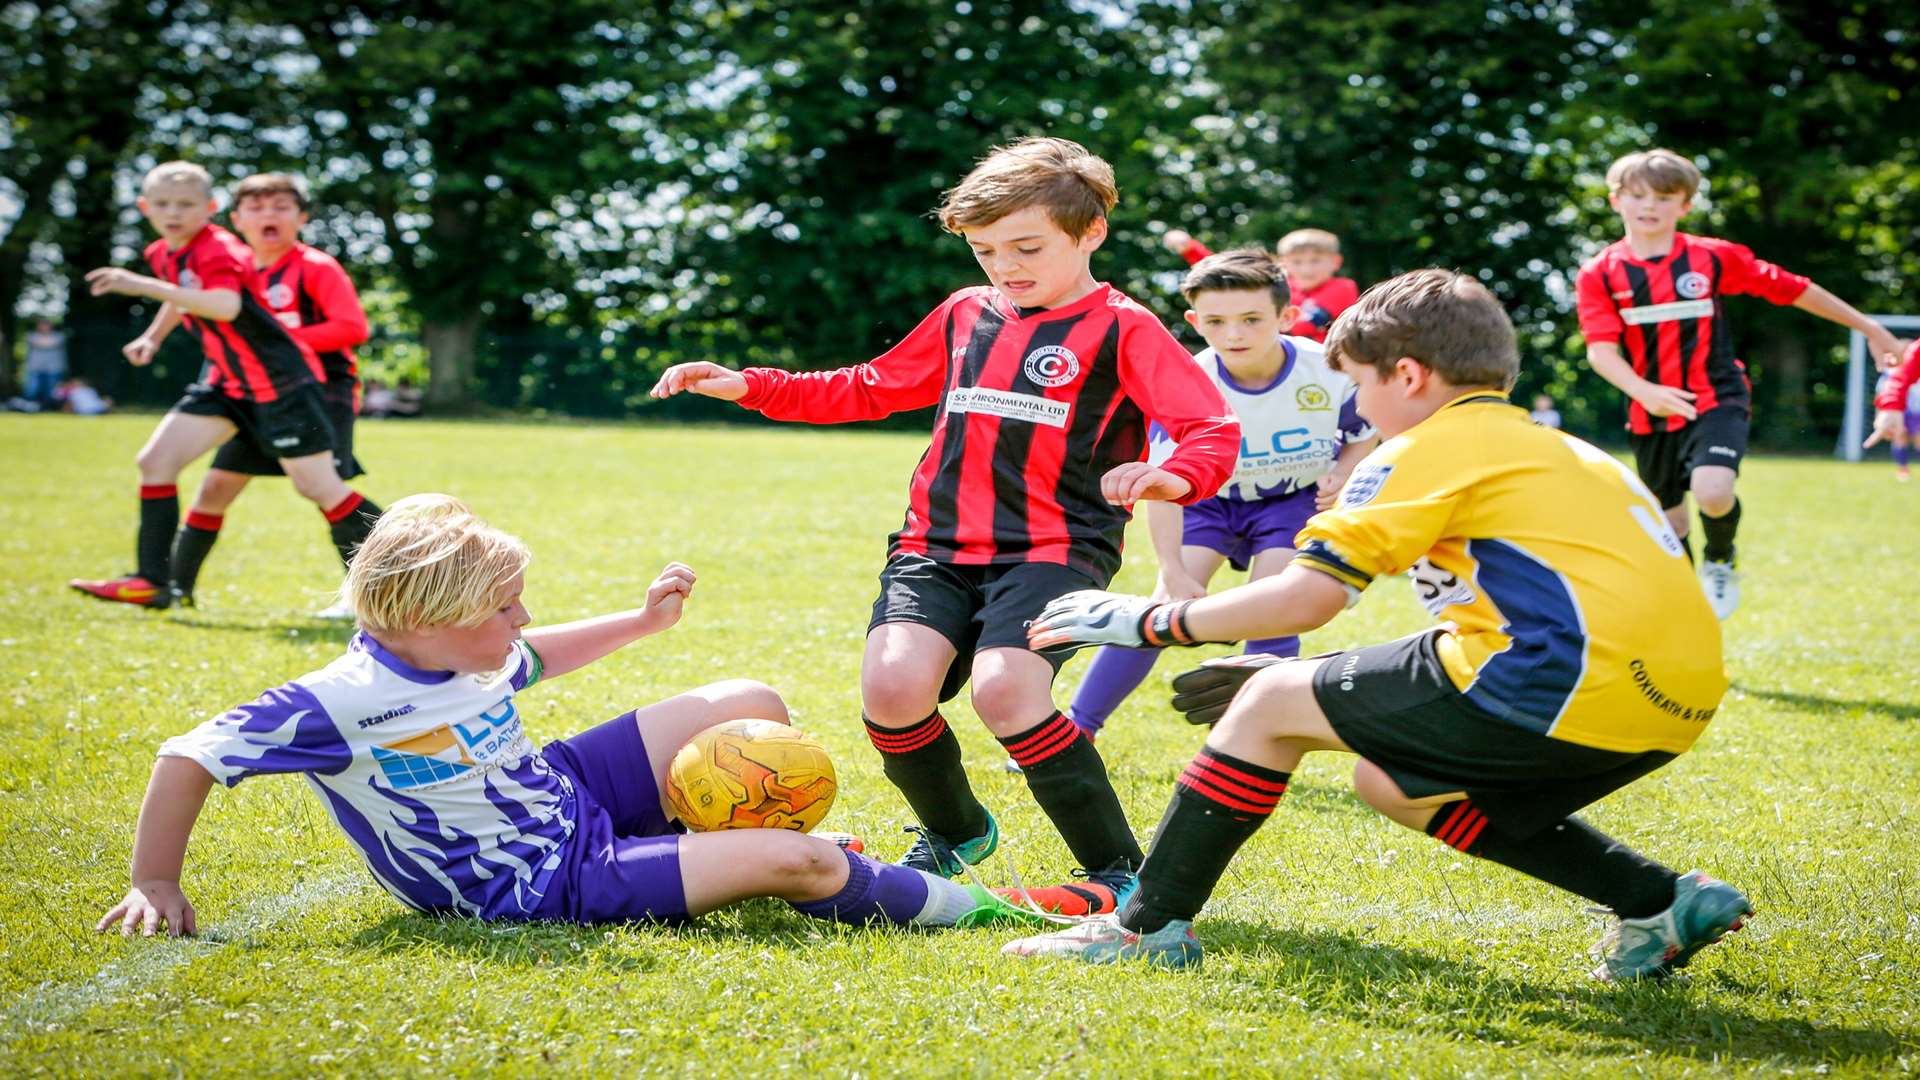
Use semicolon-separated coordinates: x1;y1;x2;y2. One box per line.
997;711;1144;874
1118;746;1290;934
864;712;989;842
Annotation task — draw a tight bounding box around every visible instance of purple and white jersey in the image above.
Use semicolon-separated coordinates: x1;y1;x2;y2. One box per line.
1150;336;1372;501
159;633;574;918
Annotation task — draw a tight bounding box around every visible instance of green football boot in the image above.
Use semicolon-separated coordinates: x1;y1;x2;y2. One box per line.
1593;870;1753;982
897;809;999;878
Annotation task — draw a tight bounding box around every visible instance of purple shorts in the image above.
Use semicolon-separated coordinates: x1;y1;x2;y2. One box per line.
1906;409;1920;436
531;712;689;923
1183;489;1318;571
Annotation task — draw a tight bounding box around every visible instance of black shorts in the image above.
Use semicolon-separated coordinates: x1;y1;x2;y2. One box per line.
869;551;1105;703
1629;406;1748;509
209;381;362;479
172;382;336;467
1312;630;1676;837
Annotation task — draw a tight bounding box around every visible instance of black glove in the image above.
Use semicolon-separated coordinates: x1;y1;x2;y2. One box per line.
1168;653;1289;726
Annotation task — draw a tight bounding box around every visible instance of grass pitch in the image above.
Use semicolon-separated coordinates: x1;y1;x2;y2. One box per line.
2;413;1916;1077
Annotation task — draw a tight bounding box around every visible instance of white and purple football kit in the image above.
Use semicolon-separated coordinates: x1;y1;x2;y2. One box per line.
1069;337;1371;736
1148;336;1373;570
161;632;691;922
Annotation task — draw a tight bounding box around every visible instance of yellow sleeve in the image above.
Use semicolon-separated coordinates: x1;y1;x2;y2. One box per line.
1293;435;1471;588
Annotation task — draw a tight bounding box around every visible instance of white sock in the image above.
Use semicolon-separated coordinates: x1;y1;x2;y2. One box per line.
910;871;978;927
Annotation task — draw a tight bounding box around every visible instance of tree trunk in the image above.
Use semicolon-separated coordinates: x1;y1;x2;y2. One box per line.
423;313;483;410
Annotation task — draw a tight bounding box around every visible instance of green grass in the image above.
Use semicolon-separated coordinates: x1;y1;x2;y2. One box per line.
2;413;1916;1077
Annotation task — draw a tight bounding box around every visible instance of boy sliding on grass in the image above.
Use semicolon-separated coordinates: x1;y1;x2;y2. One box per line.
652;138;1239;915
1063;249;1375;742
100;495;1003;936
1005;270;1753;980
69;161;382;610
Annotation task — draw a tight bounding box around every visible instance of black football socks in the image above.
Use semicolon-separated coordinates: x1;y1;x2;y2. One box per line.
864;711;991;841
169;511;223;600
137;484;179;586
1426;800;1678;918
1699;497;1741;565
1118;746;1289;933
997;711;1144;874
323;492;383;567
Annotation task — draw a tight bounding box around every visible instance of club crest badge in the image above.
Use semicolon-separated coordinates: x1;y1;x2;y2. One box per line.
1675;271;1711;299
1023;345;1080;388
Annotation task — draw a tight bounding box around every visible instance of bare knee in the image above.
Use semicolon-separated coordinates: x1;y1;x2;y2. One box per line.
288;471;346;506
706;678;789;725
763;833;842;893
134;443;181;484
1690;470;1736;517
862;664;942;726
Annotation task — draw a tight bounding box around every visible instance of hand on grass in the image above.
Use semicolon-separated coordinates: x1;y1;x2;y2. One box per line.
651;362;748;401
98;881;196;937
1100;463;1191;506
1634;382;1698;421
636;562;696;634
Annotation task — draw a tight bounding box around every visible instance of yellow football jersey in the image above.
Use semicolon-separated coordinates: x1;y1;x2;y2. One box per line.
1295;391;1726;754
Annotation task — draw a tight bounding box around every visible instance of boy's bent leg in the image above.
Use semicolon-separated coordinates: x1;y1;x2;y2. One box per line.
861;621;992;843
975;647;1144;875
1119;658;1345;935
680;831;978;927
1067;646;1163;736
283;452;383;567
1351;759;1679;918
168;469;251;603
74;411;234;603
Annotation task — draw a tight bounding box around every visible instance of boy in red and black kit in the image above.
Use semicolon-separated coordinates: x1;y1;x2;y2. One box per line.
70;161;383;610
1575;149;1901;619
652;138;1239;913
167;173;373;612
1164;227;1359;343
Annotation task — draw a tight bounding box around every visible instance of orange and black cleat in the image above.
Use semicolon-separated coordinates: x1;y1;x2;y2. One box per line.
69;574;171;609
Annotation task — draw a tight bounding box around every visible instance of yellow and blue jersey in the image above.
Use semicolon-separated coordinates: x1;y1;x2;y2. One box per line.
1295;392;1727;755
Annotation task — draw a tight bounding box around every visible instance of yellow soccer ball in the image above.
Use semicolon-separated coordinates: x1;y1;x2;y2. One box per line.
665;718;838;833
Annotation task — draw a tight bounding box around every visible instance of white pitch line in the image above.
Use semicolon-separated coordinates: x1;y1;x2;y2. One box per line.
11;872;368;1032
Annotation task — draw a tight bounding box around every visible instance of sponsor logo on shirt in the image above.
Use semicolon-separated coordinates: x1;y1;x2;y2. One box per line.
371;696;527;789
1022;345;1081;388
357;704;417;729
1675;271;1712;299
1294;383;1332;412
266;283;294;308
946;386;1070;428
1620;299;1714;325
1339;463;1393;507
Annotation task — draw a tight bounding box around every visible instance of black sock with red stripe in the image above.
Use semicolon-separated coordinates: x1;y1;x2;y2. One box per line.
864;712;989;841
1425;800;1677;918
1117;746;1288;934
137;484;179;585
998;711;1143;873
169;511;224;598
322;492;383;567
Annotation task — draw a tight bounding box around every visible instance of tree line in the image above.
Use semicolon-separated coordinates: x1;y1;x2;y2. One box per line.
4;0;1915;444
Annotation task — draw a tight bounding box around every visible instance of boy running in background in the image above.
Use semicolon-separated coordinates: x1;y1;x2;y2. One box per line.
1065;249;1374;739
1576;148;1902;618
1008;269;1751;980
100;495;1002;935
1864;340;1920;480
155;173;374;612
652;137;1239;914
69;161;382;610
1163;228;1360;342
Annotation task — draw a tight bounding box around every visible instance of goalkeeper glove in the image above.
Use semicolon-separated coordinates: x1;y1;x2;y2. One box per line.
1168;654;1288;726
1026;590;1202;652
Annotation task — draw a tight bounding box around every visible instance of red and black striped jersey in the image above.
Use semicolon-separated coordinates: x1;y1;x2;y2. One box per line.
258;243;370;390
1576;233;1809;434
1875;340;1920;412
736;284;1240;579
144;224;324;403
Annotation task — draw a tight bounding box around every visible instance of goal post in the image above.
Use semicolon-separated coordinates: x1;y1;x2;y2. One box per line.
1839;315;1920;462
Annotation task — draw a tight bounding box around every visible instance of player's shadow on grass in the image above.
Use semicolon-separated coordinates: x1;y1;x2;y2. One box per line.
167;611;359;646
1198;920;1903;1067
1733;683;1920;723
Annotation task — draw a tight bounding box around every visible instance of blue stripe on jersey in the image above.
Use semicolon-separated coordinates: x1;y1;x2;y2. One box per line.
313;780;458;912
1460;538;1589;733
211;683;353;783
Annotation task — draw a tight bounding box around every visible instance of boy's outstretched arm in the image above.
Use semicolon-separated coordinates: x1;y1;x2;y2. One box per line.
1791;284;1903;369
123;303;184;367
1584;341;1698;421
84;267;240;322
97;756;216;937
520;563;695;679
1028;562;1349;653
